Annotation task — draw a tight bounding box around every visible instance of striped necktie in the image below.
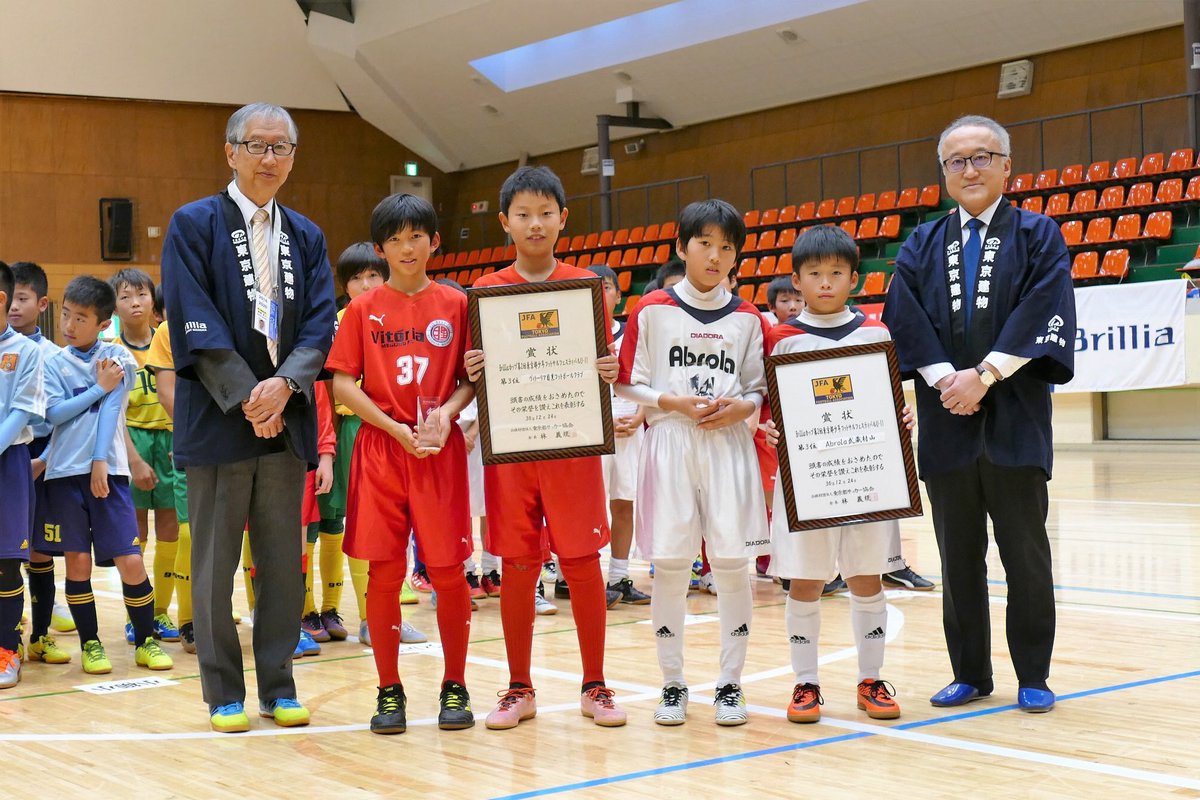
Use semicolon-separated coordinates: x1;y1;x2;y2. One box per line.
251;208;278;365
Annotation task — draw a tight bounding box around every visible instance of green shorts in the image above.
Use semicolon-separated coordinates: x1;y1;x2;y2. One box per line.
128;427;176;510
318;414;361;521
172;463;188;523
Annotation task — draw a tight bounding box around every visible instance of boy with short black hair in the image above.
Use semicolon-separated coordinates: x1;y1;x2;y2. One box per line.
42;276;173;674
0;260;47;689
765;275;803;325
656;258;686;291
110;268;180;644
327;193;475;734
465;165;627;729
589;263;649;605
617;199;770;726
766;225;906;723
8;262;75;665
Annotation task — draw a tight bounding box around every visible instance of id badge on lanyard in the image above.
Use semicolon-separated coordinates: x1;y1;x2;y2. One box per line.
253;289;280;342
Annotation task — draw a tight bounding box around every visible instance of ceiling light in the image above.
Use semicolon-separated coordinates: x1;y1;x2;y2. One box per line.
777;28;801;44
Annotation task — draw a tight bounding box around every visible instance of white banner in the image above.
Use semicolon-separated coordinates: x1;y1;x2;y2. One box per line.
1058;281;1187;393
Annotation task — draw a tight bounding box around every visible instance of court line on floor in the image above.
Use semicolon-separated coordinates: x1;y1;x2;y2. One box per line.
1050;498;1200;509
491;668;1200;799
913;577;1200;604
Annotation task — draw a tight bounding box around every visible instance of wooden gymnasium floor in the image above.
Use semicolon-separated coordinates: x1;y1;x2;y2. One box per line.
3;446;1198;799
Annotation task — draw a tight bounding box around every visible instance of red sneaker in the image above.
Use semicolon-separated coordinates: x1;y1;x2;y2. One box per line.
485;688;537;730
786;682;822;723
465;572;487;601
581;686;627;727
857;679;901;720
410;569;433;593
481;570;502;597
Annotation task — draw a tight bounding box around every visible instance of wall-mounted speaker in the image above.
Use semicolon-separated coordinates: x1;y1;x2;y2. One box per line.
99;198;134;261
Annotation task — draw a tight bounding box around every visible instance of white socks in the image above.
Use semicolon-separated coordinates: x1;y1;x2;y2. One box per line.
649;558;692;684
786;596;821;685
608;557;629;583
481;550;498;573
709;558;752;687
850;591;888;681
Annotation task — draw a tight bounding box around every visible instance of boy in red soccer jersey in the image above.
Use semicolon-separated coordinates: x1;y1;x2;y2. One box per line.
326;193;476;735
464;166;626;729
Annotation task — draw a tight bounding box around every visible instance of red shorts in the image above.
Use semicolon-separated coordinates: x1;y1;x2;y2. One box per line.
483;456;610;559
302;472;320;526
343;422;472;567
754;427;778;507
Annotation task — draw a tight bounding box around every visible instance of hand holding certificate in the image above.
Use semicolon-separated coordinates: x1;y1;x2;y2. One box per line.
467;278;615;465
766;340;922;531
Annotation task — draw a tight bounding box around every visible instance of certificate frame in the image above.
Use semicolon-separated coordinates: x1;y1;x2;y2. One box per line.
467;277;615;465
766;340;921;531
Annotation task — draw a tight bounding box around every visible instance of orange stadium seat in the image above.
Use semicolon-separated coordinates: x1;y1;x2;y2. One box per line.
853;271;886;297
839;220;857;237
743;232;758;252
1070;190;1097;214
896;187;919;208
1142;210;1172;241
1167;148;1194;172
856;194;876;213
429;254;444;270
598;230;614;248
778;228;797;250
643;223;660;241
1186;176;1200;201
569;235;586;251
778;205;798;224
583;232;599;250
1060;220;1083;246
1153;178;1182;205
1100;249;1130;279
738;285;754;303
797;201;817;220
628;226;645;244
465;250;482;266
1124;182;1153;207
760;208;780;227
653;243;671;263
758;255;778;275
874;191;897;211
1083;217;1112;244
1112;157;1137;178
618;271;632;292
776;253;793;275
455;251;472;267
1112;214;1140;241
621;248;638;268
614;228;630;245
660;221;676;240
856;217;879;239
880;215;901;238
1071;251;1099;279
562;256;576;266
757;230;777;251
816;199;837;218
743;209;761;228
606;250;622;268
836;196;856;216
505;244;517;261
1045;193;1069;216
621;294;640;313
921;184;941;207
1059;164;1083;185
1035;169;1058;190
738;257;758;278
555;238;570;254
576;253;592;268
1138;152;1164;176
1007;173;1033;193
1098;185;1125;210
636;246;655;265
1085;161;1110;183
753;283;768;306
1021;196;1043;214
467;268;482;285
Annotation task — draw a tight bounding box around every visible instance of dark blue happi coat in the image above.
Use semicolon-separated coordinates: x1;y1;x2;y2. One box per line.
162;193;336;468
883;200;1075;479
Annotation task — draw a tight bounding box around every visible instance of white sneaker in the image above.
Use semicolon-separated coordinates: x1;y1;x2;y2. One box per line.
698;572;717;595
654;682;688;725
400;620;427;643
535;584;558;616
358;620;372;647
714;683;748;726
540;561;558;584
0;648;21;689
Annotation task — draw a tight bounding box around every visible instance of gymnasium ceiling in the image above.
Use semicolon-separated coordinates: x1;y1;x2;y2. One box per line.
0;0;1183;172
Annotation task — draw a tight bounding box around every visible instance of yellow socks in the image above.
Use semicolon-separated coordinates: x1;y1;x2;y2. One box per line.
174;522;192;627
348;557;369;621
318;532;346;613
153;538;178;616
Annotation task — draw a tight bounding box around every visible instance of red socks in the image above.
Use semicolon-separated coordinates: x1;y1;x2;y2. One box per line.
367;558;407;687
498;553;541;687
559;553;607;687
425;563;471;687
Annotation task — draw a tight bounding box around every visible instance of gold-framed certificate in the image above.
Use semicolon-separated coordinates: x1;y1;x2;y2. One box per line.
467;278;614;465
766;340;921;531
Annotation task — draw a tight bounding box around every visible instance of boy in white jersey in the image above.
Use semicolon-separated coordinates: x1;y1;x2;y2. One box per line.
765;226;910;722
617;199;770;726
42;276;173;675
590;265;650;605
0;261;47;689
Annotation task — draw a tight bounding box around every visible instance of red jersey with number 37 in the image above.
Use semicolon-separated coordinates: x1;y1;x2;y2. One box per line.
326;281;469;426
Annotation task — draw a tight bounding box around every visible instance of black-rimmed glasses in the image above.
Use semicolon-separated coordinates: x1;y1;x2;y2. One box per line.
237;140;297;157
942;151;1007;173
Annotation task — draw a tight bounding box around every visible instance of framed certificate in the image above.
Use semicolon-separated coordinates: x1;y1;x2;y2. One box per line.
766;340;921;531
467;277;615;465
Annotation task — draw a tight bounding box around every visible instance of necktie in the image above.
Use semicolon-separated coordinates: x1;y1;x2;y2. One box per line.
251;208;278;365
963;218;982;323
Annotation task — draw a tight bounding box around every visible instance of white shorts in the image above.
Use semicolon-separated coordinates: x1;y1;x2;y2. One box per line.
466;439;485;518
635;417;769;561
768;480;896;580
602;427;643;502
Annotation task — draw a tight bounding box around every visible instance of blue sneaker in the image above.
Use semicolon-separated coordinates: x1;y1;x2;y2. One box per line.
153;613;180;642
1017;687;1055;713
293;629;321;659
124;622;135;645
930;682;988;707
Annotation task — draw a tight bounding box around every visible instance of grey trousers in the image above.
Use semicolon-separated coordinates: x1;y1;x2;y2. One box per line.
186;450;306;711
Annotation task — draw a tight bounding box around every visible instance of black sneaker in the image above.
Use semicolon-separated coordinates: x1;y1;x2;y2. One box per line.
371;683;407;735
822;575;848;597
605;588;622;609
179;622;196;654
882;566;935;591
554;578;570;599
438;681;475;730
607;577;650;605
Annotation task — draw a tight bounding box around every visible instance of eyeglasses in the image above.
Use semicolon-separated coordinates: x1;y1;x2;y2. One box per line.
237;140;297;157
942;151;1007;173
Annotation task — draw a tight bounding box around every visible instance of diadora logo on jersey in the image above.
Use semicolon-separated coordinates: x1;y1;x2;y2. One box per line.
730;624;750;637
0;353;18;372
811;374;854;404
369;313;387;326
690;332;724;340
425;319;454;348
668;346;735;374
864;627;885;640
370;328;427;348
655;626;674;638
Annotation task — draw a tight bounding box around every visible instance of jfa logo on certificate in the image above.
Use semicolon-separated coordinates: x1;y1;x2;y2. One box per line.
519;310;560;338
811;374;854;403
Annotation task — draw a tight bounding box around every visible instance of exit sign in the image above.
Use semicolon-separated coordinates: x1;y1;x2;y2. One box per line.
404;161;419;176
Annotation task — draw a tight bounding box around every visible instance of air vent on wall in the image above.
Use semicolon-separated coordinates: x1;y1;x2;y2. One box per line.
998;59;1034;99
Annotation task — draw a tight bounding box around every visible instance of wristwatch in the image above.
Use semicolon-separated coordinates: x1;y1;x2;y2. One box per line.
975;364;997;387
283;376;302;393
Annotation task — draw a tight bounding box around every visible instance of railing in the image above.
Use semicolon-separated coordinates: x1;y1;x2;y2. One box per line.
748;92;1200;212
567;175;710;233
